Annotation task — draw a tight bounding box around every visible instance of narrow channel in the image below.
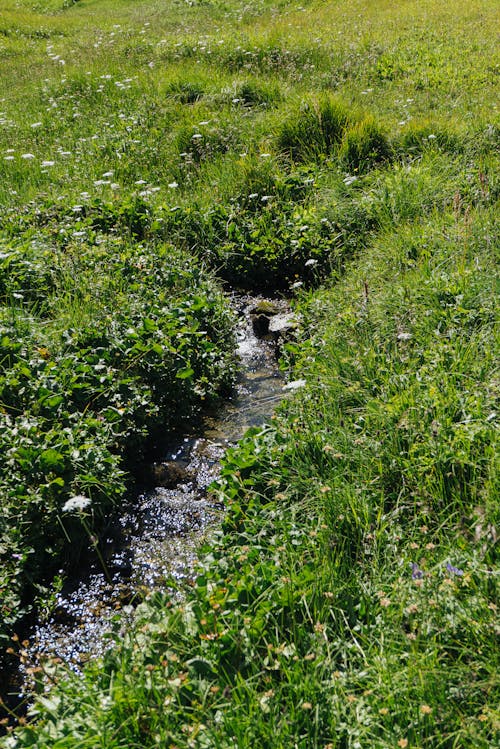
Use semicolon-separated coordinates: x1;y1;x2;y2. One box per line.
16;294;290;695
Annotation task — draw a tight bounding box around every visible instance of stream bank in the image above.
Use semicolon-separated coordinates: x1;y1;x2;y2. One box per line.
9;294;294;705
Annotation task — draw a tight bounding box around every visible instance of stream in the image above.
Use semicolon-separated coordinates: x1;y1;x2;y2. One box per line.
14;294;289;697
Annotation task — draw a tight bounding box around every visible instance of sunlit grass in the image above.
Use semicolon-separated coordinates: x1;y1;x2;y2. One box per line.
0;0;498;745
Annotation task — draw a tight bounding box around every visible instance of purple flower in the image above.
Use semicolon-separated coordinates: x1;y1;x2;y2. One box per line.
446;563;464;577
411;562;424;580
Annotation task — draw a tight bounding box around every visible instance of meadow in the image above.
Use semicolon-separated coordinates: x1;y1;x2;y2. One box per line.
0;0;498;745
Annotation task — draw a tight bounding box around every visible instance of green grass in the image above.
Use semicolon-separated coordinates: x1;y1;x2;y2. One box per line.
0;0;498;745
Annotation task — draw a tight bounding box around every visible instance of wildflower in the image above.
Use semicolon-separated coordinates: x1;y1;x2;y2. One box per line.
379;708;389;715
21;153;35;159
397;332;412;341
31;122;42;128
168;181;179;189
62;495;92;513
301;702;313;710
4;156;14;161
411;562;424;580
343;175;357;185
420;704;432;715
446;563;464;576
405;603;419;615
305;258;318;267
41;160;55;167
283;379;306;391
397;740;408;748
379;597;391;608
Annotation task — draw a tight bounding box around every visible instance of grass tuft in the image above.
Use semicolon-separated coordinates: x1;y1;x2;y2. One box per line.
276;95;351;162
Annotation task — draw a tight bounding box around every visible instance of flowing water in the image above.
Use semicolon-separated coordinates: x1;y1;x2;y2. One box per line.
16;295;287;692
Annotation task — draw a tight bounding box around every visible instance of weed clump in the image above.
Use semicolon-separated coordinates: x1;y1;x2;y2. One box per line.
397;120;462;156
176;122;241;164
339;115;392;172
164;79;205;104
221;78;282;107
276;96;351;162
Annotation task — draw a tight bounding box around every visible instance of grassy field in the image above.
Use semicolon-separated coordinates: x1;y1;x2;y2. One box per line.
0;0;498;745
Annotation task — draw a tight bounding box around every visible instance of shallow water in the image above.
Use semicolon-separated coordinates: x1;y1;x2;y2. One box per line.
19;295;285;686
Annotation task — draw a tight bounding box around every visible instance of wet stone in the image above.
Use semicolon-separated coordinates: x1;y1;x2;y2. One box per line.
151;461;195;488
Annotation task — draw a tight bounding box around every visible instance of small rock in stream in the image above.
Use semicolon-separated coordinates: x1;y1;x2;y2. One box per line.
143;460;195;488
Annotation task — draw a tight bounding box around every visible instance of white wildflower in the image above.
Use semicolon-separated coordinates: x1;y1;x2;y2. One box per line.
397;332;412;341
62;495;91;513
283;379;306;391
168;181;179;189
21;153;35;160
